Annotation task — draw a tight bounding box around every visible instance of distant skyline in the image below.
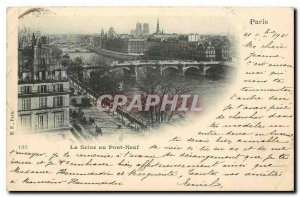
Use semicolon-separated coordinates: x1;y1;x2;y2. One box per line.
18;9;233;35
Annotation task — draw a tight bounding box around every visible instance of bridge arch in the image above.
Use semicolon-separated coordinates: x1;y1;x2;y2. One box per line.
183;66;200;75
204;65;225;77
162;65;179;72
161;66;180;75
110;67;134;78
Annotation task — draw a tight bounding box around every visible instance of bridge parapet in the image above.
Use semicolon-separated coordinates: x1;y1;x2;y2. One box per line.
76;59;233;77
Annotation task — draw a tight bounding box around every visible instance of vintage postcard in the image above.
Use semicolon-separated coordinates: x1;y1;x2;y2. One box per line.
6;7;294;191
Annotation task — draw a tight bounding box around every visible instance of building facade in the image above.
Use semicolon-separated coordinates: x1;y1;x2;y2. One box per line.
18;33;70;132
188;33;205;42
127;38;146;54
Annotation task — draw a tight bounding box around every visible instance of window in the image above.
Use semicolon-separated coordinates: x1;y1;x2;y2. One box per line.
53;96;63;107
39;97;47;109
54;84;63;92
21;115;31;129
21;86;31;94
41;58;46;66
22;98;31;110
61;71;67;80
54;112;64;128
39;71;46;80
54;71;61;80
38;114;48;130
22;72;31;81
38;85;47;93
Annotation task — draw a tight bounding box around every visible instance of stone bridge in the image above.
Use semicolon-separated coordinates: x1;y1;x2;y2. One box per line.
112;60;232;76
78;60;233;78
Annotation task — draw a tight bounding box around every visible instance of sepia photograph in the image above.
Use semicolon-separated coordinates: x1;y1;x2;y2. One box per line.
17;8;236;140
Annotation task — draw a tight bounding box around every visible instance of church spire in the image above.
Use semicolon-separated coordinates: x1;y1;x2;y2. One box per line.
156;18;160;34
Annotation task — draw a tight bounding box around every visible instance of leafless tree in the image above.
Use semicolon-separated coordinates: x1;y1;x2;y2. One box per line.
136;69;192;127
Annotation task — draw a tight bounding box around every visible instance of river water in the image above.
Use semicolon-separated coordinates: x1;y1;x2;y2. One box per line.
65;51;234;112
65;51;98;63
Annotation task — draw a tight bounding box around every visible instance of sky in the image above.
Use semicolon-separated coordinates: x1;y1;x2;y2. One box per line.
18;8;233;35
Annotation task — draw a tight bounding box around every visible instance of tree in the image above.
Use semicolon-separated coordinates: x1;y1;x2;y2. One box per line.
81;116;87;126
62;54;72;67
50;45;63;64
89;70;121;94
67;57;84;82
88;57;122;94
90;56;110;66
71;98;77;106
81;97;92;108
74;57;83;66
63;54;70;59
136;69;191;127
78;108;84;119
